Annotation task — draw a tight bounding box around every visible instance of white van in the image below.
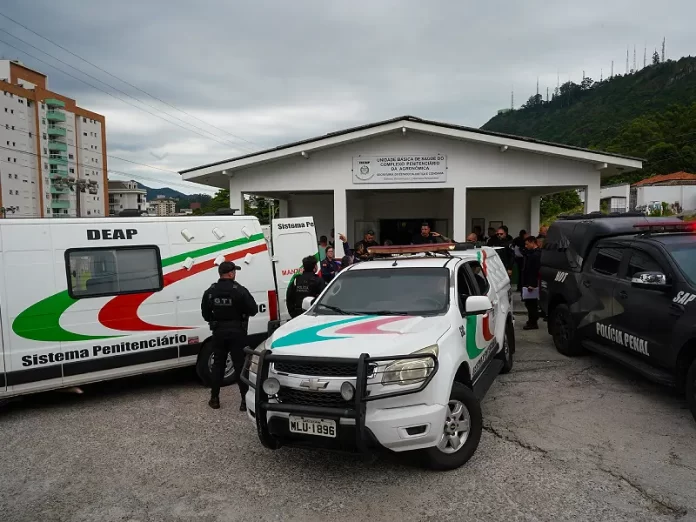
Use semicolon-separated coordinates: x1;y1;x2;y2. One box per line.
0;214;317;398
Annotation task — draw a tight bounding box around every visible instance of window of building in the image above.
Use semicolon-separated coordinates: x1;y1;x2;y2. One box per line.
83;117;86;123
83;132;87;136
4;108;6;113
10;109;13;114
12;142;15;146
69;168;75;174
43;148;47;154
68;153;74;160
42;118;45;125
28;132;32;138
14;174;18;179
66;246;163;299
42;133;46;140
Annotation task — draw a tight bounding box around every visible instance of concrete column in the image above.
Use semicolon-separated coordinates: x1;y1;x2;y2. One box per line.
453;186;467;242
530;195;541;235
333;188;347;257
278;199;289;218
229;183;244;215
584;180;600;213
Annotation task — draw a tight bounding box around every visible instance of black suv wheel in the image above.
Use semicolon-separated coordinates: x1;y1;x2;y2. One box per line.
550;304;584;356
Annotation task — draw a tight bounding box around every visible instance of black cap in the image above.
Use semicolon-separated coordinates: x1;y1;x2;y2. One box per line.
218;261;241;275
366;229;375;235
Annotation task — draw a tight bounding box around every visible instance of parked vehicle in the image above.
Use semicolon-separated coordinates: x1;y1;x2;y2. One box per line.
242;243;514;470
540;213;696;421
0;214;317;398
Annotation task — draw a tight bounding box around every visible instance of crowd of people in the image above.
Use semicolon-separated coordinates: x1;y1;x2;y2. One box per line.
285;221;549;329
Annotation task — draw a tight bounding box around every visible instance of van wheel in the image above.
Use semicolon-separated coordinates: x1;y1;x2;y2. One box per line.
496;321;514;374
550;304;584;357
196;340;238;388
419;382;482;471
687;359;696;423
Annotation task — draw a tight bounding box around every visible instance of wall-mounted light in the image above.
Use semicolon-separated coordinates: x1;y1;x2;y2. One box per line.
402;127;407;135
499;145;509;152
594;162;608;171
301;151;309;159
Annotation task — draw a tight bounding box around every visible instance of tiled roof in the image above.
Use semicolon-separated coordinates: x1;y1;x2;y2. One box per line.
632;172;696;187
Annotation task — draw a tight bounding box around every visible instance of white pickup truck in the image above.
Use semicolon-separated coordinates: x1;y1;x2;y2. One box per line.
242;243;514;470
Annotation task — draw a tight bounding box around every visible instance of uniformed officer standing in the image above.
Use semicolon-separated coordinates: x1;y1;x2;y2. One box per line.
201;261;258;411
286;256;326;318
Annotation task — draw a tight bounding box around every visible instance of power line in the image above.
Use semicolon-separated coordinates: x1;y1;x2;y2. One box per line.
0;29;253;151
5;123;183;175
0;36;252;151
0;11;260;150
0;144;214;193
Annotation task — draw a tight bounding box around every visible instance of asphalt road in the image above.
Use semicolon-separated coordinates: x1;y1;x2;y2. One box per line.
1;323;695;522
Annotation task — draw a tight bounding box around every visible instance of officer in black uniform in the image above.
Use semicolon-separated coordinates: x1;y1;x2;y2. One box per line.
286;256;326;318
201;261;258;411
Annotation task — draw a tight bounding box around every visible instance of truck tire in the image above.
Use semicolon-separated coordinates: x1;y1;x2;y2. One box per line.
196;339;239;388
550;304;584;357
687;359;696;423
497;320;514;374
419;382;482;471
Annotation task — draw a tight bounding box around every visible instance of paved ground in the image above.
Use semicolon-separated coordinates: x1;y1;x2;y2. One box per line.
1;322;695;522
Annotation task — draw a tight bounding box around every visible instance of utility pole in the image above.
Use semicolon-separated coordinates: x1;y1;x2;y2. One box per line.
600;68;603;82
546;86;549;102
511;88;514;110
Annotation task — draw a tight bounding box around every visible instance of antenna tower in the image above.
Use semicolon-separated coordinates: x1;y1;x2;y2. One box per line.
611;60;614;78
643;46;647;68
626;48;629;74
662;37;666;62
633;45;636;72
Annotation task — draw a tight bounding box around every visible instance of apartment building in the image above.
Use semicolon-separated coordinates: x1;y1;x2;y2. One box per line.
108;180;148;215
148;196;177;216
0;60;107;218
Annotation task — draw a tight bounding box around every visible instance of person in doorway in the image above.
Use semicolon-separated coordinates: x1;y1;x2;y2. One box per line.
487;227;514;275
340;255;352;270
354;230;379;262
286;256;326;318
412;222;452;245
466;232;479;243
321;233;351;283
329;229;336;248
473;226;484;242
201;261;259;411
485;227;496;243
318;236;329;261
501;225;513;242
512;229;528;292
521;236;542;330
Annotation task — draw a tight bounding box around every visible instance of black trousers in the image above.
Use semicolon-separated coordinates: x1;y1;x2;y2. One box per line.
524;299;540;326
515;257;524;290
210;330;248;400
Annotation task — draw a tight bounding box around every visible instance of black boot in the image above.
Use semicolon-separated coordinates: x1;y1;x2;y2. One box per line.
208;396;220;409
239;399;247;412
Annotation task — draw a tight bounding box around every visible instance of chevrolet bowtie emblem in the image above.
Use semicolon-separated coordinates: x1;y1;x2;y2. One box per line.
300;379;330;391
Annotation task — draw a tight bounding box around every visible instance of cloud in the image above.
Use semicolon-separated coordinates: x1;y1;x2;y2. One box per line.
1;0;694;193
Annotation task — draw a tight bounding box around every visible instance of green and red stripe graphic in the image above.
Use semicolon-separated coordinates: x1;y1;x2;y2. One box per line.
12;234;266;343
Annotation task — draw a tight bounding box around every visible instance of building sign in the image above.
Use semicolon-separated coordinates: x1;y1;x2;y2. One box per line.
352;155;447;184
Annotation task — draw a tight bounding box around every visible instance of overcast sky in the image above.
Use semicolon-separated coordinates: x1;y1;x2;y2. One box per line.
1;0;694;194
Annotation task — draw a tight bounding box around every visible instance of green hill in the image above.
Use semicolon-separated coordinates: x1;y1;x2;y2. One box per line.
482;56;696;185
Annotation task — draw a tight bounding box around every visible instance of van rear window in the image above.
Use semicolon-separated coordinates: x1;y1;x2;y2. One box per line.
66;246;163;299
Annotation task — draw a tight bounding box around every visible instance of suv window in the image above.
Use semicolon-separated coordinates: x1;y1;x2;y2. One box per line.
592;247;623;276
314;267;449;316
626;250;662;280
467;261;490;295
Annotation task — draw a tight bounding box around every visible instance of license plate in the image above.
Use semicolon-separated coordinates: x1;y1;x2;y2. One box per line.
288;416;337;438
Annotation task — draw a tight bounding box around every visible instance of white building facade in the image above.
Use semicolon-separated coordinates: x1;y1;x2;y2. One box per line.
0;60;107;218
108;180;147;215
181;116;642;253
148;197;177;216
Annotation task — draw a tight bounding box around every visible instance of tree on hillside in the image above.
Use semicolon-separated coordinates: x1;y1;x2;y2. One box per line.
581;77;594;90
652;50;660;65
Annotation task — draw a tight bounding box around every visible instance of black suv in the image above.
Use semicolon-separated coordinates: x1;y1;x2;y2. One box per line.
539;213;696;421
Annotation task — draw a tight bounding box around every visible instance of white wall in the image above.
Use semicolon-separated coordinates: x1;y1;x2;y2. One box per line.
637;185;696;211
75;116;105;217
287;193;333;241
600;184;630;200
467;189;531;237
228;131;602;239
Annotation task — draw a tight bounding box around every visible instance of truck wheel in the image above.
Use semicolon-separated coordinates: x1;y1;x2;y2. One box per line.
419;382;482;471
550;304;584;357
496;321;514;374
687;359;696;423
196;339;238;388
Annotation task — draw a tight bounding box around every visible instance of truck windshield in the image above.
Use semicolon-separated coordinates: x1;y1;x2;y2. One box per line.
313;267;450;316
667;243;696;286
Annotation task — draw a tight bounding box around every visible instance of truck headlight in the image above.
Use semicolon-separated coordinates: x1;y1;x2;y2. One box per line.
381;345;438;386
249;339;269;374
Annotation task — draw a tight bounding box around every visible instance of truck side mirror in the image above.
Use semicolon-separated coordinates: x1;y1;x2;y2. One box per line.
465;295;493;316
631;271;670;291
301;296;315;311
